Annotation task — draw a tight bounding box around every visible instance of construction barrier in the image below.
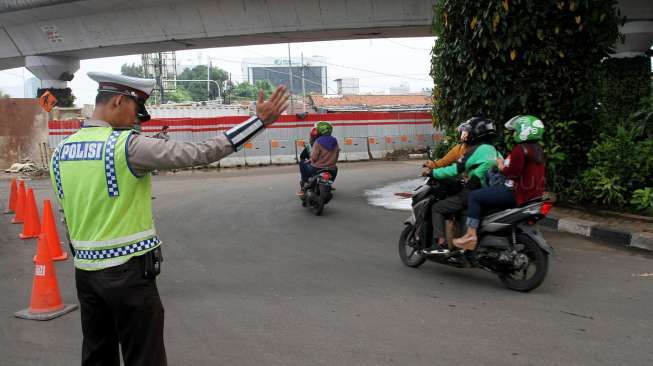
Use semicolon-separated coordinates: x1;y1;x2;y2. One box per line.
367;137;384;160
48;112;439;166
219;149;246;168
341;137;369;161
243;136;271;166
270;139;295;164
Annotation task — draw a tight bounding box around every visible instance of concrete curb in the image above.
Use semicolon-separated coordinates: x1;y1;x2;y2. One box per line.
541;215;653;253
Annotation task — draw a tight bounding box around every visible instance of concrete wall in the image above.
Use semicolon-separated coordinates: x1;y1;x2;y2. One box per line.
0;98;49;169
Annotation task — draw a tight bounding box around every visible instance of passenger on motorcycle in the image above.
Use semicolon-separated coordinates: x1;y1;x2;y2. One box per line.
299;127;319;161
421;117;500;254
452;115;547;250
419;122;472;199
423;122;471;169
297;121;340;196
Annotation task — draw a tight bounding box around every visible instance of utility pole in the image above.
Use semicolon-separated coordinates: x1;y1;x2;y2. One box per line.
301;52;306;112
207;59;211;101
226;73;232;104
287;43;294;113
158;52;165;104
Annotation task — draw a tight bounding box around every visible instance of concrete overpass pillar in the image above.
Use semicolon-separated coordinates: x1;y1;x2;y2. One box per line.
25;55;79;89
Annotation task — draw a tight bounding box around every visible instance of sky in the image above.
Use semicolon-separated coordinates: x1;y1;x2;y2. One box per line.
0;36;435;105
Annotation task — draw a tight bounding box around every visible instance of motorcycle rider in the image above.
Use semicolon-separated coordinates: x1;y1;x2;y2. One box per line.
421;117;499;254
297;121;339;196
453;115;546;250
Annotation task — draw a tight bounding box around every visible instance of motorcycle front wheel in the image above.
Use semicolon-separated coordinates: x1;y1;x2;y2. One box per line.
398;225;426;268
499;234;548;292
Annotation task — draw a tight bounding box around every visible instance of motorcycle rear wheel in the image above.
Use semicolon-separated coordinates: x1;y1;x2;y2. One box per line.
499;234;548;292
398;225;426;268
312;189;325;216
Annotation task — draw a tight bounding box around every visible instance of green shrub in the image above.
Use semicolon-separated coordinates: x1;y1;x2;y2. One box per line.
631;188;653;215
574;125;653;208
588;126;653;188
576;168;627;207
626;95;653;139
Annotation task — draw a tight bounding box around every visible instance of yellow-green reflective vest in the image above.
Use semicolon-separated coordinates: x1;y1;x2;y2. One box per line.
50;126;159;271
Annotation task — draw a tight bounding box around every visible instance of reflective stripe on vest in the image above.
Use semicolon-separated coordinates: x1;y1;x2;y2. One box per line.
52;142;65;199
75;236;160;260
104;131;120;197
71;228;156;249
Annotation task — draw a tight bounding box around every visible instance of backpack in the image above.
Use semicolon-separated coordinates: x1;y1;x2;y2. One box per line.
486;144;529;187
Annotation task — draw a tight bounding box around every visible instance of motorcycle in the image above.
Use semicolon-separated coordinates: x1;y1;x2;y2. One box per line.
301;169;335;216
398;177;554;292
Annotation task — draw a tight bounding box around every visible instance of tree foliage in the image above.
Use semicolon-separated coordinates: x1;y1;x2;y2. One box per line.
120;63;144;78
229;80;275;101
177;65;228;101
432;0;622;127
0;89;10;98
120;63;229;102
431;0;624;197
165;88;193;103
598;56;651;123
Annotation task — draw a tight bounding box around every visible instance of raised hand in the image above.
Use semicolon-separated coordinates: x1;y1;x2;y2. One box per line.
256;86;290;126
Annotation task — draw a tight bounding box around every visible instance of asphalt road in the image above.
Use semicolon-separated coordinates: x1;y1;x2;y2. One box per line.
1;161;652;366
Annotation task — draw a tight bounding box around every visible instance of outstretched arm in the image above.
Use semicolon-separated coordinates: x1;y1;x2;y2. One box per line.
127;86;289;175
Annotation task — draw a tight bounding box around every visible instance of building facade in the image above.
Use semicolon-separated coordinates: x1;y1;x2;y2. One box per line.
241;57;328;95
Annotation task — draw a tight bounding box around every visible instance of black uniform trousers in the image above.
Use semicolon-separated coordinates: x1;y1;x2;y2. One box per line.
75;254;166;366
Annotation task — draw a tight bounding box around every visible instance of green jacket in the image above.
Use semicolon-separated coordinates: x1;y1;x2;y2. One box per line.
432;144;499;188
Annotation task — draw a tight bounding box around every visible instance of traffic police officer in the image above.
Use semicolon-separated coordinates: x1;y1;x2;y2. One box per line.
49;72;288;366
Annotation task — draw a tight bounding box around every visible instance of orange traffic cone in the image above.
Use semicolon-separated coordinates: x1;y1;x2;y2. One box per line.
14;234;78;321
11;181;26;224
4;178;17;214
34;200;68;261
20;188;41;239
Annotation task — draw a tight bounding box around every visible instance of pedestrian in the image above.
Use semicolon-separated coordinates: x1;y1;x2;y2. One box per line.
152;125;170;141
49;72;288;366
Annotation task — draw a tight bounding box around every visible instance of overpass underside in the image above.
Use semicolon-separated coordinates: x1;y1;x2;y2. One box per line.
0;0;649;87
0;0;435;71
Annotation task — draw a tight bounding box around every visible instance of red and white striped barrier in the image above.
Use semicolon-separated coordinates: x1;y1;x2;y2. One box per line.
48;112;436;166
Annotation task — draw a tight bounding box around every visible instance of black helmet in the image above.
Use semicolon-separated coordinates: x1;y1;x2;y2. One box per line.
465;117;497;143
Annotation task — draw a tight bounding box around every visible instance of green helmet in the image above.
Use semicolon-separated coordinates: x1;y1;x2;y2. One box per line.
505;115;544;143
316;121;333;136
